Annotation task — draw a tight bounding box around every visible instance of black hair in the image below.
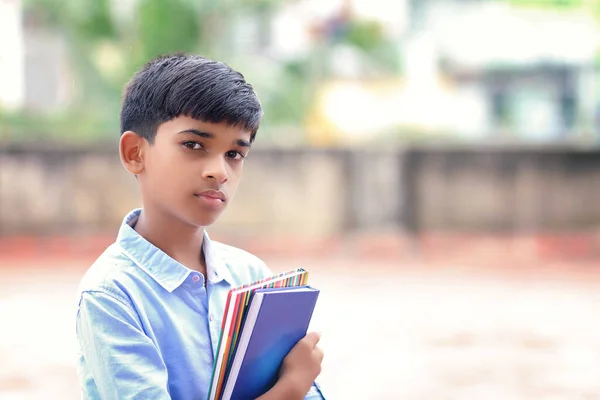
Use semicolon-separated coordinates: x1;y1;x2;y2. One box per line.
120;53;263;143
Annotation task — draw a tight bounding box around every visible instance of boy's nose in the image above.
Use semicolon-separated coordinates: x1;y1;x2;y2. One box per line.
202;158;229;184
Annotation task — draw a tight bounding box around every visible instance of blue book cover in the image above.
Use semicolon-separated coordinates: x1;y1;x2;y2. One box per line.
221;286;320;400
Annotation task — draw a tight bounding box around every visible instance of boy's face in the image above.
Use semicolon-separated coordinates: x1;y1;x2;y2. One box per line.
121;116;252;228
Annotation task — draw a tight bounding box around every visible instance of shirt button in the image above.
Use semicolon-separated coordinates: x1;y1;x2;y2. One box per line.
209;314;214;321
192;275;200;283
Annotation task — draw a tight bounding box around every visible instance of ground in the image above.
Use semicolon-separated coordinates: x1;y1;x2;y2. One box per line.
1;255;599;399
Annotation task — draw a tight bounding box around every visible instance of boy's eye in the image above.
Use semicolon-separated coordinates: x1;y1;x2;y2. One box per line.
182;141;202;150
226;150;245;161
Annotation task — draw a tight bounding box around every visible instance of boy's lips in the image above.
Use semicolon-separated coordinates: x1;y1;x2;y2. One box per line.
194;190;227;207
196;189;226;201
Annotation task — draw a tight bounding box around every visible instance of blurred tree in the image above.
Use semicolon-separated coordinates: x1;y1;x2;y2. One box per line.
507;0;582;7
134;0;199;67
25;0;116;40
322;0;401;76
506;0;600;18
18;0;290;140
14;0;400;142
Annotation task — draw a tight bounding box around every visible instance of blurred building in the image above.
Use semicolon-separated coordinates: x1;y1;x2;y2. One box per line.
0;0;25;110
0;0;71;113
2;0;600;143
427;0;600;140
300;0;600;143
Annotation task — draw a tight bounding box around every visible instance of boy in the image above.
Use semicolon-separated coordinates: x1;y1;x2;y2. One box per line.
75;53;325;399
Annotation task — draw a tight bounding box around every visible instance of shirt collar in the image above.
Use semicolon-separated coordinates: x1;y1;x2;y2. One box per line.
116;208;233;292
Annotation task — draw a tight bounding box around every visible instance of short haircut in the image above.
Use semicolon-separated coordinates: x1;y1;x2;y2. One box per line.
120;53;263;143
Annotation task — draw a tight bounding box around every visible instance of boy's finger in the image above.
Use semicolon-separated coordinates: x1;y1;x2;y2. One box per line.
315;346;324;363
303;332;321;348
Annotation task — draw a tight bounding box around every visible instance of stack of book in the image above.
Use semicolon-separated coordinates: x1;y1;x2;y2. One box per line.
207;268;320;400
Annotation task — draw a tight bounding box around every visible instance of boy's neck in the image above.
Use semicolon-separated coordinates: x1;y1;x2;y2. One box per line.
134;208;207;277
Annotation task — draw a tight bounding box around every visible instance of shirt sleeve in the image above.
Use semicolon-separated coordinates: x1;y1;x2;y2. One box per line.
304;382;327;399
76;290;171;399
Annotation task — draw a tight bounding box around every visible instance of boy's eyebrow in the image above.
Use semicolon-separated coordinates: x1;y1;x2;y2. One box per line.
178;129;214;139
236;139;252;148
178;129;251;148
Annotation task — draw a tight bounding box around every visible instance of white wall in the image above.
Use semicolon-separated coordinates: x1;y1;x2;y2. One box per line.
0;0;25;110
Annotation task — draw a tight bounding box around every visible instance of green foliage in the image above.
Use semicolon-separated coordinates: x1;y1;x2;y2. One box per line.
506;0;581;9
344;20;384;51
24;0;116;40
261;59;314;126
506;0;600;17
135;0;200;64
9;0;291;142
0;108;119;143
6;0;400;143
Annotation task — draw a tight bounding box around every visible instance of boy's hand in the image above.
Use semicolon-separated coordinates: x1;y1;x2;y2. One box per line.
279;332;324;397
257;332;324;400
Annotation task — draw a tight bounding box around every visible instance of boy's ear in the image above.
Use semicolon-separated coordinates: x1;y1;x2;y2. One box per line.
119;131;146;175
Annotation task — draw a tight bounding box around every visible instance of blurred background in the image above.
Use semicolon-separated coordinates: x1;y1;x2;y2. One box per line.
1;0;600;399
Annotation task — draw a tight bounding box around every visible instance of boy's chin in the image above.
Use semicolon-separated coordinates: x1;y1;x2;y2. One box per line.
184;210;224;228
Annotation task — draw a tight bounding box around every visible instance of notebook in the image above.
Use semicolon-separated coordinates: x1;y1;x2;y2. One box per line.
207;268;310;400
221;286;320;400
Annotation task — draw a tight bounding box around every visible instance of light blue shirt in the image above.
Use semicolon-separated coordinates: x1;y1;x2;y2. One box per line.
75;208;325;400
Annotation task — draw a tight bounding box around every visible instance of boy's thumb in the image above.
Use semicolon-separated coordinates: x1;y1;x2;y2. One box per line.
304;331;322;347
